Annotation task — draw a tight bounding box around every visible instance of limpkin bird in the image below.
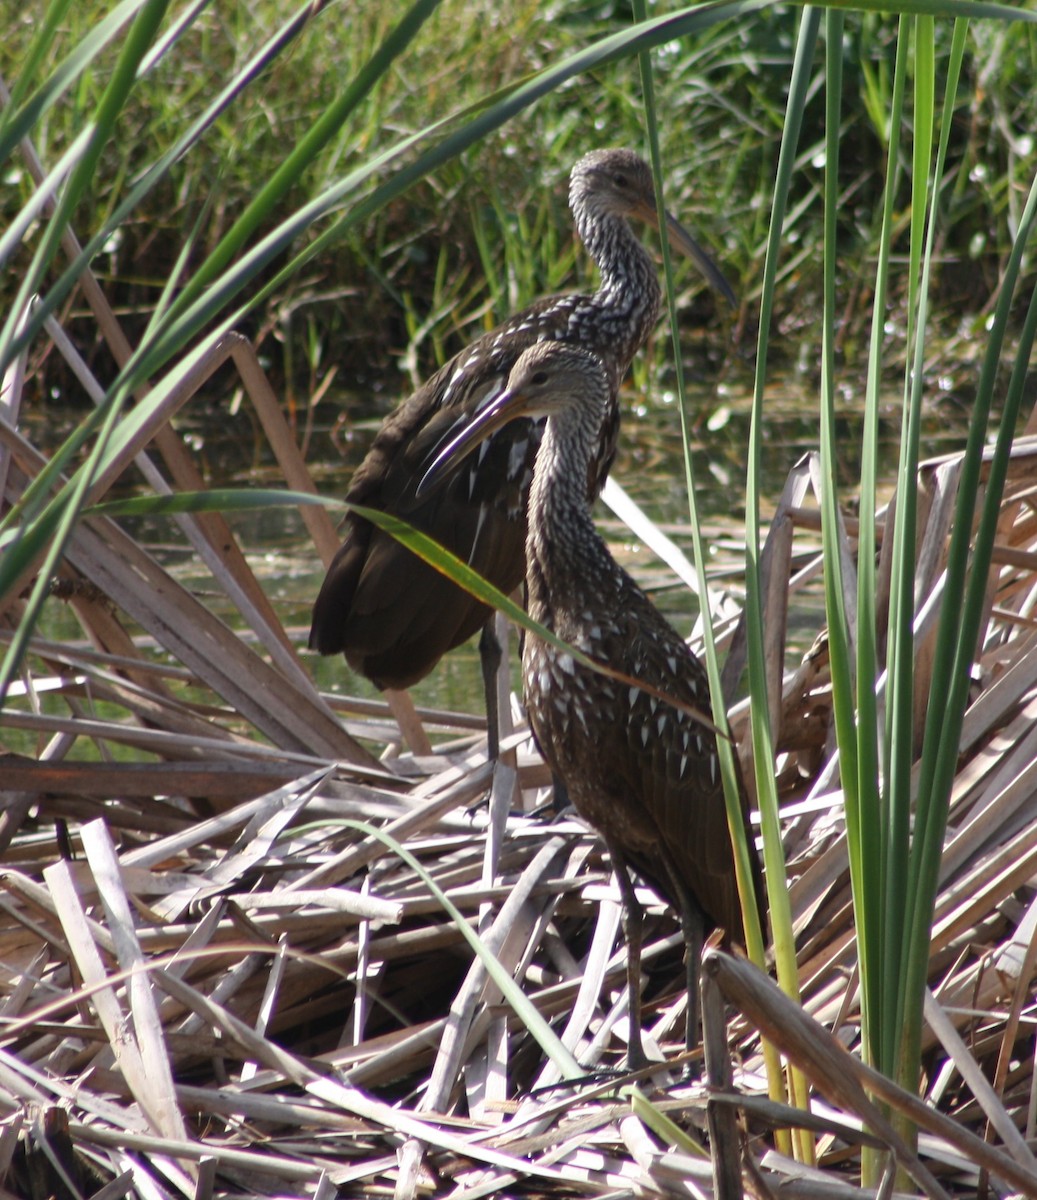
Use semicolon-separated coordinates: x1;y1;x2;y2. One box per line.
309;149;734;748
420;341;761;1068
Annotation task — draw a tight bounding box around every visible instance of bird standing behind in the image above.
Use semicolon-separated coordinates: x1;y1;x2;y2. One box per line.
309;150;734;741
420;341;762;1069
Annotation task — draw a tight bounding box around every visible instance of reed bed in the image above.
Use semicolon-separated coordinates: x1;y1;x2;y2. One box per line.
4;2;1037;1196
2;277;1036;1198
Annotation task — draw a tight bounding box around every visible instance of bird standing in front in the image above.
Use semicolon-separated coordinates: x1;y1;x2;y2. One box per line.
420;341;762;1069
309;149;733;752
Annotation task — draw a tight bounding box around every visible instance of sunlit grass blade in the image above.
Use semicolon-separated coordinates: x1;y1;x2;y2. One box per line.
722;4;823;1164
0;378;145;701
881;25;977;1131
746;3;818;962
0;129;93;270
110;0;774;395
625;1086;707;1155
0;0;147;163
77;487;721;735
898;25;1037;1107
636;0;768;954
0;0;73;119
879;17;937;1089
0;0;170;372
333;819;584;1080
632;8;807;1156
0;1;178;703
851;13;909;1089
817;9;859;999
1;0;333;376
141;0;445;342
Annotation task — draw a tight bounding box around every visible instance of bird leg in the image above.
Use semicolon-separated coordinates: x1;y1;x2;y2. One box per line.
608;845;649;1071
549;773;570;814
384;689;432;757
478;621;503;762
680;894;706;1058
662;857;707;1062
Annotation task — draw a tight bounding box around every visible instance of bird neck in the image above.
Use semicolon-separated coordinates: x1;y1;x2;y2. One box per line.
526;404;612;617
576;206;662;342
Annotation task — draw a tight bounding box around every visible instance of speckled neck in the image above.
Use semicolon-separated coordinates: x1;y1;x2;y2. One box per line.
567;181;662;373
525;393;614;621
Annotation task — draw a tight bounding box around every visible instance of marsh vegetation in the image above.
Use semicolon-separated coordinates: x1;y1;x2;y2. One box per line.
2;2;1037;1196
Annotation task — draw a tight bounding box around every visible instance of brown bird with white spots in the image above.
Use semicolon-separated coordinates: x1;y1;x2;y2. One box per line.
309;150;734;752
420;341;762;1069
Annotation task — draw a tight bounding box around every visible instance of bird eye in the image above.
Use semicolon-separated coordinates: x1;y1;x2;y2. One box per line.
613;173;629;188
530;371;549;385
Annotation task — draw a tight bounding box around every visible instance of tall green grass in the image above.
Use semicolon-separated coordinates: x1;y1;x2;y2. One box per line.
3;0;1037;1178
777;5;1037;1180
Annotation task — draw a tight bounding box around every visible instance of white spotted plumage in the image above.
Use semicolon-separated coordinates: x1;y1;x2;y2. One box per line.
430;341;763;1067
426;339;757;929
310;148;732;732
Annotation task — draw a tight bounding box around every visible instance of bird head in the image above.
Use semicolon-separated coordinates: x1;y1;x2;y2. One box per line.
570;148;736;306
417;343;609;498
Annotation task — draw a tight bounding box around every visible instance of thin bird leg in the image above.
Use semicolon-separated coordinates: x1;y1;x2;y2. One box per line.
662;855;707;1058
478;622;502;761
608;843;649;1071
550;773;570;814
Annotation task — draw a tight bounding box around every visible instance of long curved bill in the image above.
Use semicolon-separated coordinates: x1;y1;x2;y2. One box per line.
416;384;533;500
633;196;737;308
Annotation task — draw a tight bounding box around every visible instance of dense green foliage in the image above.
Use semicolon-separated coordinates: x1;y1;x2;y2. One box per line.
3;1;1034;402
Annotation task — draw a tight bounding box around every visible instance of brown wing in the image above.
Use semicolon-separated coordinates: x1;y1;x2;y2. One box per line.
309;288;628;686
309;402;532;686
309;322;545;684
597;594;757;942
